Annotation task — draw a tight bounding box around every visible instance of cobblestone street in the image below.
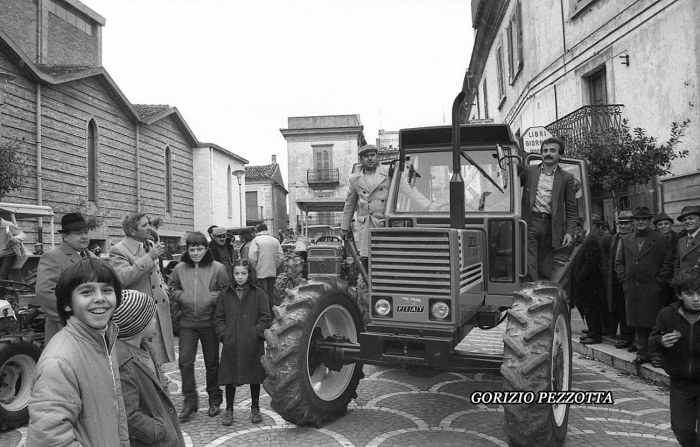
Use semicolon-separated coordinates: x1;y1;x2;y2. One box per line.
0;324;675;447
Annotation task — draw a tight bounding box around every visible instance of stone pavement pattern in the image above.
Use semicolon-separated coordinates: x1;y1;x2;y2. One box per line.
0;325;677;447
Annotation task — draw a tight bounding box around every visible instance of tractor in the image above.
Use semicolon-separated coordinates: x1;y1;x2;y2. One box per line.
261;92;591;447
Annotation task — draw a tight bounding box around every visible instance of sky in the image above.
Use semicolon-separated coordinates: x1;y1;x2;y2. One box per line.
82;0;474;187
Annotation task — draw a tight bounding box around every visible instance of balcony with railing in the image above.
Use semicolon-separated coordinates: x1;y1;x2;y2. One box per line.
307;168;340;186
246;206;264;221
545;104;624;150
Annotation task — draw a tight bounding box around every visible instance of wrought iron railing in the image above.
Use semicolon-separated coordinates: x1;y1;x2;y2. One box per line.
545;104;624;150
307;212;343;226
307;168;340;184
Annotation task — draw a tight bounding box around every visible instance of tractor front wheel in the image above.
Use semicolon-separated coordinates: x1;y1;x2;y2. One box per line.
0;336;41;431
262;277;364;427
501;282;572;447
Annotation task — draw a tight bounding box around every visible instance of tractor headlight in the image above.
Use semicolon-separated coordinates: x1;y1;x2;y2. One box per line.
374;298;392;317
345;257;354;265
430;300;450;321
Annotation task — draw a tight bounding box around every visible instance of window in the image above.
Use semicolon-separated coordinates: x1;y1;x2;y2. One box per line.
589;69;607;105
496;41;506;105
227;165;233;218
87;120;98;202
165;147;172;214
246;191;260;220
312;145;332;181
483;79;489;120
507;1;523;84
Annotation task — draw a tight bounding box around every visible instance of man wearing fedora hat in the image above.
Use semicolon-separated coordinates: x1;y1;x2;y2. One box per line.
341;144;432;267
615;206;674;365
609;211;635;349
36;212;96;344
674;205;700;276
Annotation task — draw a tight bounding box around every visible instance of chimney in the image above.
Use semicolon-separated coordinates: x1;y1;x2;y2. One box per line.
272;154;277;164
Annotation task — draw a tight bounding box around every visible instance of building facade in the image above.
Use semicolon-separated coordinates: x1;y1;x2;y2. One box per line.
465;0;699;224
0;0;244;250
244;156;287;234
192;143;248;233
280;115;365;231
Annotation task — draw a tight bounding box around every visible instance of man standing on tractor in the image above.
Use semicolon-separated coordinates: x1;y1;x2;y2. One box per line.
341;144;432;271
521;137;578;281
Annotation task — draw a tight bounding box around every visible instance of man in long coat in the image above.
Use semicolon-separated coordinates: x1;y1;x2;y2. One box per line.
615;207;674;365
35;213;95;344
609;211;635;349
572;218;606;344
674;205;700;276
110;213;175;365
521;137;578;281
654;212;680;306
341;144;431;267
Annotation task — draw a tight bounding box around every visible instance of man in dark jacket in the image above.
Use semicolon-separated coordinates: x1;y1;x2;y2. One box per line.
649;268;700;447
615;206;674;364
592;214;613;335
610;211;635;349
209;227;235;276
656;212;681;306
675;206;700;277
572;218;606;344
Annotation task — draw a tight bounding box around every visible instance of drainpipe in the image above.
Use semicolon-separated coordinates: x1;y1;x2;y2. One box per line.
210;147;215;225
135;123;141;211
36;82;44;241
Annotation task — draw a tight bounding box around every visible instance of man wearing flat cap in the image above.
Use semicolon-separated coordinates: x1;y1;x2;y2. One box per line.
615;206;674;365
341;144;432;268
674;205;700;276
609;211;635;349
36;213;96;344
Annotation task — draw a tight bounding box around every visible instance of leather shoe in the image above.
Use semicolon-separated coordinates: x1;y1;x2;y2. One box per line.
615;340;632;349
581;329;589;334
627;344;638;353
208;405;221;417
633;357;649;365
179;406;197;422
651;359;663;368
579;337;602;345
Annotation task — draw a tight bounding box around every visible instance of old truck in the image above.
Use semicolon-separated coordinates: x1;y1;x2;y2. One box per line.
261;93;590;447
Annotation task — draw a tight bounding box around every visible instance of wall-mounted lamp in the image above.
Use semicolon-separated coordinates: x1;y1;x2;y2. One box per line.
232;170;245;226
619;54;630;67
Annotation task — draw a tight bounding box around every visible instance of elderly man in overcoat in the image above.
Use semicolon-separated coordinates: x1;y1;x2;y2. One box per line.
341;144;431;269
110;213;176;365
609;211;635;349
615;206;674;365
674;205;700;276
35;213;95;344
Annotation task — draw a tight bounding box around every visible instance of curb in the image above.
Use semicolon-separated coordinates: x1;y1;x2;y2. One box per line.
572;335;670;387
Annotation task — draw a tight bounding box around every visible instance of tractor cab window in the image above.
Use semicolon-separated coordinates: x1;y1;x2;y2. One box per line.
394;149;512;213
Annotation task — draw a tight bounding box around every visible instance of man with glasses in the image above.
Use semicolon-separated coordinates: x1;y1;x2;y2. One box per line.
36;213;95;344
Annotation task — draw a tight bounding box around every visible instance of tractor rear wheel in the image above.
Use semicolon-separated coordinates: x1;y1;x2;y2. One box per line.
273;272;296;307
262;277;364;427
501;282;572;447
0;336;41;431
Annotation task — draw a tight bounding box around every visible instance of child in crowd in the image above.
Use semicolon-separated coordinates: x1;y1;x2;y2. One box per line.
113;289;185;446
169;231;229;421
650;268;700;447
214;259;271;425
27;258;129;446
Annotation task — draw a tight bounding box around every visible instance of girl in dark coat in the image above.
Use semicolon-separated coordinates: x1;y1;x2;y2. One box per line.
214;259;271;425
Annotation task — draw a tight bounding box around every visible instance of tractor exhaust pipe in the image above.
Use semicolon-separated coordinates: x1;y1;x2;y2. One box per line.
450;91;466;229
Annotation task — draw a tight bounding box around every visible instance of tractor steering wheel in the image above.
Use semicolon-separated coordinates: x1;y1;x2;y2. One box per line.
317;236;342;243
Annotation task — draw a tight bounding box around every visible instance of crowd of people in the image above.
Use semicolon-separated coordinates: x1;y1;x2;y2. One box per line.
26;212;284;446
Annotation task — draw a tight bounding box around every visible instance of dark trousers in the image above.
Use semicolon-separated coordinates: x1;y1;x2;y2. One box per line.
670;379;700;447
527;216;554;281
634;326;657;361
259;276;275;312
581;305;602;340
179;326;222;408
611;286;633;342
0;255;16;280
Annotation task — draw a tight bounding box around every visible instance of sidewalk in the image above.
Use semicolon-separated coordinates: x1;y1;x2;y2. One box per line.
570;310;670;386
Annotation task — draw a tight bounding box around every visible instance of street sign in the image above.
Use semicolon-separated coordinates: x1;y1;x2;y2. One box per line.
521;126;553;153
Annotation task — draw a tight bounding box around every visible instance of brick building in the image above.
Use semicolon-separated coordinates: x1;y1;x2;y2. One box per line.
244;155;287;234
280;115;365;232
0;0;243;249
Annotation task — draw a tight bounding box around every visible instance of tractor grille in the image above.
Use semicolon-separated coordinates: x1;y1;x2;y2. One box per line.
370;231;451;296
